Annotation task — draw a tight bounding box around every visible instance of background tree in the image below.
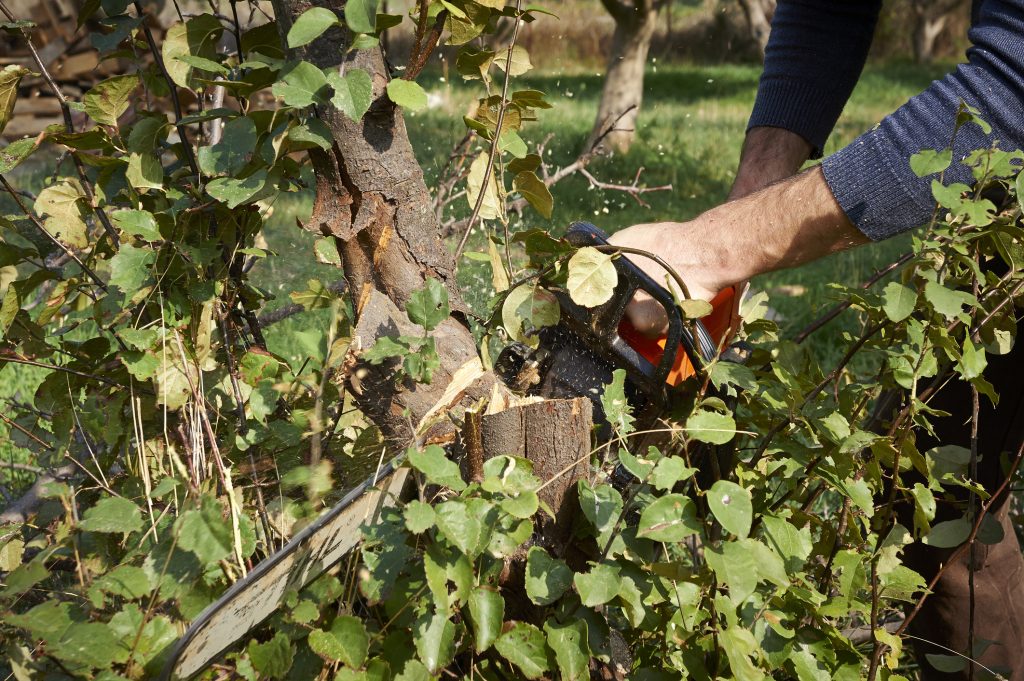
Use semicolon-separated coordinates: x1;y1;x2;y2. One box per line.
586;0;669;153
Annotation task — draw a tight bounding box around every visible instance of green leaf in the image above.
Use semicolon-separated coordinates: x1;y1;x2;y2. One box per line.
959;331;987;380
207;170;268;208
651;455;696;491
288;7;340;47
544;619;589;681
79;496;143;534
407;444;466;491
707;480;753;539
92;565;153;600
636;493;699;542
288;120;334;151
308;616;368;667
328;68;374;122
434;500;483;556
467;586;504;653
414;610;456;674
53;621;131;669
406;278;450;331
882;281;917;322
0;136;39;174
924;280;974;319
566;246;617;307
82;74;138;126
198;115;256;176
574;562;620;607
272;61;330;108
601;369;635;436
577;480;622;535
248;632;293;678
909;148;952;177
109;245;156;294
386;79;428;111
501;284;560;346
112;208;161;241
162;14;224;89
125;151;164;191
923;517;971;548
404;500;436;533
525;546;573;606
494;622;549;679
177;502;234;565
345;0;378;33
685;409;736;444
513;170;553;219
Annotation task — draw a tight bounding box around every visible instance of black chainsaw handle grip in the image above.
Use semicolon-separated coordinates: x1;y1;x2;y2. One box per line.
564;222;712;385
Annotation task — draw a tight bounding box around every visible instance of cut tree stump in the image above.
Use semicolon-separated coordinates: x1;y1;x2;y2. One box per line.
479;397;594;551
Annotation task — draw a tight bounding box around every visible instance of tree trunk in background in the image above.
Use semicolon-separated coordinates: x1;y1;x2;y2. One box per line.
586;0;664;154
736;0;775;61
273;0;498;447
911;0;965;63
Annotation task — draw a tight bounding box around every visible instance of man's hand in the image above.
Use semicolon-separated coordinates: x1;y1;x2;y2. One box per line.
609;166;870;334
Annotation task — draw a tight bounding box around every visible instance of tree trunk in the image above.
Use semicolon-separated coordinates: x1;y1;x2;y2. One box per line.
587;1;661;154
910;0;965;64
273;0;498;447
736;0;775;61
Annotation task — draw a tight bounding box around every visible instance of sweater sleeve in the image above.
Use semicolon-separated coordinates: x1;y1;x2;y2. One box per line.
822;0;1024;241
747;0;884;156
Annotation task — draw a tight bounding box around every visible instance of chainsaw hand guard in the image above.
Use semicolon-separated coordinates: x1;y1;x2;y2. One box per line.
496;222;739;433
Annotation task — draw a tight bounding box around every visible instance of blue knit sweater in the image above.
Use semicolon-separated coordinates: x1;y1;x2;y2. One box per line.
748;0;1024;241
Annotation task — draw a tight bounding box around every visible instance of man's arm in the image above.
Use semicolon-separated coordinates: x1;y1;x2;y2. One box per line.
609;167;869;333
727;0;884;200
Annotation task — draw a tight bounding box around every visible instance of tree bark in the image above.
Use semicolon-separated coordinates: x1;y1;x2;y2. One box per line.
272;0;498;447
586;0;663;154
480;398;593;551
736;0;775;61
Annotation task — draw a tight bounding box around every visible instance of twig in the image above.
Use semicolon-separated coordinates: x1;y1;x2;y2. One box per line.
792;251;914;344
0;410;53;451
578;166;672;208
453;1;524;264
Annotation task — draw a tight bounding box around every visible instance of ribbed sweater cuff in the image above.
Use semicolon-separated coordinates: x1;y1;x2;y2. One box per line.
820;130;933;242
747;78;844;159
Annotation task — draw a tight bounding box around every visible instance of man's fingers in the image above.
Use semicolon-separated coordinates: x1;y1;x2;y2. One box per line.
624;295;669;337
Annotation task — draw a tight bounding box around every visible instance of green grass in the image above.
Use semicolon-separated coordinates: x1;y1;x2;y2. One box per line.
252;60;951;364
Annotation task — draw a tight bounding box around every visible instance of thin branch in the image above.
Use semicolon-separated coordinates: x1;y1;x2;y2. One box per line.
578;166;672;208
453;1;524;264
132;0;202;179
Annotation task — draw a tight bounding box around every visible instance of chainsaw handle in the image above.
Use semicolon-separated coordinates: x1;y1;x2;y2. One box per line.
564;222;710;388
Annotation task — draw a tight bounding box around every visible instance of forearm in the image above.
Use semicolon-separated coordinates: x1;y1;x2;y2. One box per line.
729;126;814;200
692;166;868;292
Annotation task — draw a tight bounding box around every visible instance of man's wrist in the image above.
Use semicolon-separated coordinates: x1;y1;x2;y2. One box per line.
729;126;814;200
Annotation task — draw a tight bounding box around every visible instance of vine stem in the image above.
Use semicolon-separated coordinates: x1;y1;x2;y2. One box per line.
453;0;524;264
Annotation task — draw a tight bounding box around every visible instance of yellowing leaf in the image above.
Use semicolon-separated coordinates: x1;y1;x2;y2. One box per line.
566;246;617;307
34;180;88;249
0;65;32;136
466;152;502;220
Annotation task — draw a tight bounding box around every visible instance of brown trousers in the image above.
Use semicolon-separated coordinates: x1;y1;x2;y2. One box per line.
898;334;1024;680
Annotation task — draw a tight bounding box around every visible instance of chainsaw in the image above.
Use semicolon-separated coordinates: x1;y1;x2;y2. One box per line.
160;222;740;679
496;221;740;431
